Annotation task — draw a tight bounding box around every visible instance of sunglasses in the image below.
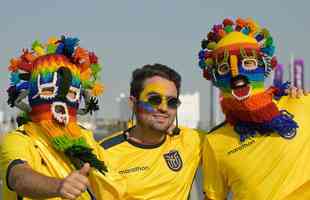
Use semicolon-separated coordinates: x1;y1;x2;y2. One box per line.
146;94;181;109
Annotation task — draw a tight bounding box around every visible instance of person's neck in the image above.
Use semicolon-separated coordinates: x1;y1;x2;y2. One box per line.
129;125;166;145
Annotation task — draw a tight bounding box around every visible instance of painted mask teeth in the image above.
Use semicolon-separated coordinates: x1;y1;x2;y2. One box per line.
37;72;58;99
40;91;57;100
51;102;69;125
235;81;244;87
66;86;81;103
231;86;252;101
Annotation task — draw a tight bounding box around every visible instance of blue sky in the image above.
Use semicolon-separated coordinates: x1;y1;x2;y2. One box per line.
1;0;309;119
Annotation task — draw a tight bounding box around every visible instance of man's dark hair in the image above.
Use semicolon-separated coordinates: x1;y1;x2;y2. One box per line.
130;63;181;98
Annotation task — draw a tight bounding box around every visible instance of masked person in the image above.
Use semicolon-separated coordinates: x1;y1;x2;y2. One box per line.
100;63;220;200
197;17;310;200
0;36;126;200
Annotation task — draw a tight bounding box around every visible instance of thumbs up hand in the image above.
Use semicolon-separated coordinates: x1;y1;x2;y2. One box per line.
58;163;91;200
79;163;91;176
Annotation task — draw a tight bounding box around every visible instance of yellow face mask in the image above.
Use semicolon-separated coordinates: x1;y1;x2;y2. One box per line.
139;83;168;102
139;83;180;111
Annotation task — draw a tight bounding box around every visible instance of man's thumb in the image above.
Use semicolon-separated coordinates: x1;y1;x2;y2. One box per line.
79;163;91;176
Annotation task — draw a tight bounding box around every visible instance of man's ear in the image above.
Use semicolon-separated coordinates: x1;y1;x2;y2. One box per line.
128;96;136;110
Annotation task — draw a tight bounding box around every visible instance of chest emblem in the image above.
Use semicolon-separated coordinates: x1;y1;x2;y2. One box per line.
163;150;183;171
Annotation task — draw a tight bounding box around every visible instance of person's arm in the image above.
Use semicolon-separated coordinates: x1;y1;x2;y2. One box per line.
202;136;228;200
81;129;129;199
8;161;91;200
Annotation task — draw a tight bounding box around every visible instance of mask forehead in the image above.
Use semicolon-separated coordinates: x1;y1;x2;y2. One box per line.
7;36;105;126
198;17;278;89
139;82;170;102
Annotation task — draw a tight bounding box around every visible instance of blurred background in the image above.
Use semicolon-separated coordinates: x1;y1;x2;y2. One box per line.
1;0;310;199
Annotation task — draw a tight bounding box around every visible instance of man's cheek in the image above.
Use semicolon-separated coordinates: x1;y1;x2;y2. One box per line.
137;101;156;113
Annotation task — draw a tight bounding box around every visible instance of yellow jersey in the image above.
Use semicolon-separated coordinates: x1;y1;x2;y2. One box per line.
203;95;310;200
100;126;217;200
0;122;127;200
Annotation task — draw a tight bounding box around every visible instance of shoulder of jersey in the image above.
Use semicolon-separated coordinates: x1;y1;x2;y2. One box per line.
208;121;227;134
10;125;27;135
100;131;126;150
177;126;199;136
176;126;209;140
78;124;94;134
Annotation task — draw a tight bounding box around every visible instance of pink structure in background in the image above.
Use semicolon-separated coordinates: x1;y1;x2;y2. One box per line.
273;63;284;87
293;59;305;89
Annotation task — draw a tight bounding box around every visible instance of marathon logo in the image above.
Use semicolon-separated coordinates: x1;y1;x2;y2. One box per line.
164;150;183;172
118;166;150;174
227;139;256;155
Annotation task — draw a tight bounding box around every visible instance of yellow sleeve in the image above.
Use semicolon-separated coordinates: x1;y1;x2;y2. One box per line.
0;130;39;194
89;169;128;200
0;131;36;174
195;129;208;160
81;130;129;200
284;180;310;200
91;144;129;200
202;136;227;200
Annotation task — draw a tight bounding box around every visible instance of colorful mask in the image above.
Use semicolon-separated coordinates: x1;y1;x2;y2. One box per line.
7;36;107;173
197;18;298;141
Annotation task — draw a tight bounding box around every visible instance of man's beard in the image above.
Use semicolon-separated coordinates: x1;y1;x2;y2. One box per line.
137;115;173;134
149;121;171;133
221;87;280;125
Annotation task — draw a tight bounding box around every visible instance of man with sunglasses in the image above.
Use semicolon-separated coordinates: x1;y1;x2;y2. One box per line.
99;63;219;199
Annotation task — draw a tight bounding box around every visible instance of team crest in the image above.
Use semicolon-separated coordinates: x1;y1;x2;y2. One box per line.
163;150;183;171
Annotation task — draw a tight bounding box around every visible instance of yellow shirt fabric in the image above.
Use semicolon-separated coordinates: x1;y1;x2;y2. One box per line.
100;126;216;200
203;95;310;200
0;122;127;200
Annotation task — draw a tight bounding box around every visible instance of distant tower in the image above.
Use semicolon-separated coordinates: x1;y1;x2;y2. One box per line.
273;64;284;87
118;93;131;122
289;54;305;89
210;85;224;129
177;92;200;128
293;59;305;89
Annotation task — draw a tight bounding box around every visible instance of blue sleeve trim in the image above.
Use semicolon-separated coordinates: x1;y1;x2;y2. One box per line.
6;159;26;191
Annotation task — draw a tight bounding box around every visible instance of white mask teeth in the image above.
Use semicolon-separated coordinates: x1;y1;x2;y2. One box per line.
66;86;81;103
37;73;58;100
231;86;252;101
51;102;69;125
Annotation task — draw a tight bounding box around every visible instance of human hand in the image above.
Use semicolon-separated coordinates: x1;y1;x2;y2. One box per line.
58;163;91;200
286;86;308;98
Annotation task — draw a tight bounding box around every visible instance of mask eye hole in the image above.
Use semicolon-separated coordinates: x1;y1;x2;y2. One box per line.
66;86;81;102
38;72;58;99
217;63;230;75
41;87;55;96
242;58;258;71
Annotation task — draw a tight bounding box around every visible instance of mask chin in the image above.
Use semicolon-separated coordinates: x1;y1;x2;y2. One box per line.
51;101;69;125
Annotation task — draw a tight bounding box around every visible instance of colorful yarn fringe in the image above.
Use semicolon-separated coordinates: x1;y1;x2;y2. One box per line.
235;110;299;142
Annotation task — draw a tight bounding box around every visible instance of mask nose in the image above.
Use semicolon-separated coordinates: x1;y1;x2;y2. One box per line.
230;55;239;78
56;67;72;100
230;75;250;89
